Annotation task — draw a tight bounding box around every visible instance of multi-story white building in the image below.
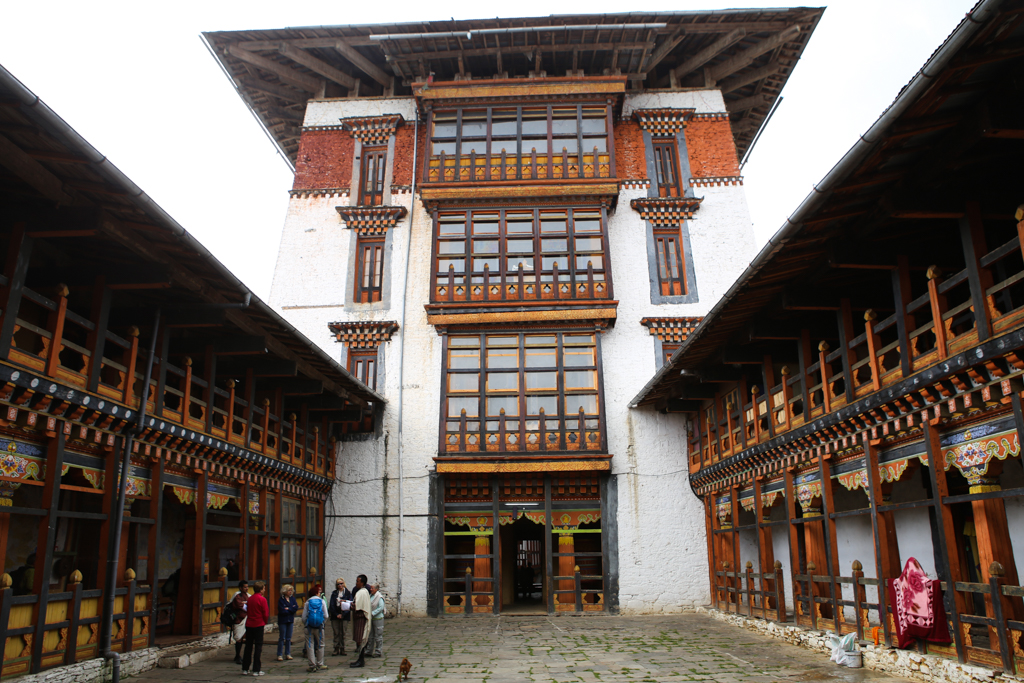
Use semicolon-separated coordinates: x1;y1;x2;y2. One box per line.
205;9;822;616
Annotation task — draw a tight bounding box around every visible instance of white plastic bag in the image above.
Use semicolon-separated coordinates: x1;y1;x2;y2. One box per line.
828;632;856;666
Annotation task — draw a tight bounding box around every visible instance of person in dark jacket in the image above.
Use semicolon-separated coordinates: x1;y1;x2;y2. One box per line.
328;578;353;656
276;584;299;661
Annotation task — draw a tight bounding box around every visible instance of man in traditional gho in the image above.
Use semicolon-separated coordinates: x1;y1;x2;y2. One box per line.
368;584;385;657
348;574;371;668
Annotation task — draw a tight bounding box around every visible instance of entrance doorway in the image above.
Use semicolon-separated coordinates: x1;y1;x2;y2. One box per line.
501;515;545;614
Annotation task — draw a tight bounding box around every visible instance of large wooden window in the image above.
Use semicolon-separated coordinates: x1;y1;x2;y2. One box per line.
442;331;604;453
282;499;300;576
433;208;610;302
654;227;687;296
427;105;612;182
652;139;682;197
354;236;384;303
359;146;387;206
348;349;377;391
304;503;320;572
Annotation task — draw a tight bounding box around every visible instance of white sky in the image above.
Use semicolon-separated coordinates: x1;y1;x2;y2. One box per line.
1;0;974;300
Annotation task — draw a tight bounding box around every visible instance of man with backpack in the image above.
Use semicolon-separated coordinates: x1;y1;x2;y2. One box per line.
223;580;249;664
301;586;329;673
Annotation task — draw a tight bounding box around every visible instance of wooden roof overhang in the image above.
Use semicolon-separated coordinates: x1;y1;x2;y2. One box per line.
631;0;1024;413
0;65;384;445
202;8;824;166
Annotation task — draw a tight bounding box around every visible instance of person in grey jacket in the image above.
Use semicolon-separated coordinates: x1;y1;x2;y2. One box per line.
368;584;385;658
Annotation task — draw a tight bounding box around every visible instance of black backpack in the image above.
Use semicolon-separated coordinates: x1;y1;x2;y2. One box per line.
220;601;238;627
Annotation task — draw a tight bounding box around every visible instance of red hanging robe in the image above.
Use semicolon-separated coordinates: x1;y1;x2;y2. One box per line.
886;557;952;649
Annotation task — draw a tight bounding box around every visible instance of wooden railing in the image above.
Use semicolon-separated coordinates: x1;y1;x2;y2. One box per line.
714;560;786;623
692;213;1024;472
433;262;610;305
443;407;604;454
0;572;149;678
2;283;334;478
427;149;612;184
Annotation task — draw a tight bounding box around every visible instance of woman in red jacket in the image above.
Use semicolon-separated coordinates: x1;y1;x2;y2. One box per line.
242;581;269;676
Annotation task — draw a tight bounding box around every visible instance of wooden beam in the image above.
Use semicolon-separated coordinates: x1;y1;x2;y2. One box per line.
643;30;684;73
387;42;654;62
335;37;393;87
263;105;304;122
278;43;357;90
719;59;782;93
226;44;322;93
727;92;771;114
24;149;91;164
708;25;800;83
234;75;307;103
0;133;75;204
671;28;746;81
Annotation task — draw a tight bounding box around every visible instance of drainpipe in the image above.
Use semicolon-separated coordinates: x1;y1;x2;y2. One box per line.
100;308;160;683
394;113;420;616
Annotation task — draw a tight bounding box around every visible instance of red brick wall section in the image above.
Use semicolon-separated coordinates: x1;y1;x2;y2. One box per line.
292;130;354;191
614;120;646;179
684;119;740;178
392;123;426;187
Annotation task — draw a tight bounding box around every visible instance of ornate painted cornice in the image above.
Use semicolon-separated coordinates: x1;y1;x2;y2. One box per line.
629;196;703;224
328;321;399;349
632;108;695;136
335;205;408;235
338;114;404;145
641;317;704;343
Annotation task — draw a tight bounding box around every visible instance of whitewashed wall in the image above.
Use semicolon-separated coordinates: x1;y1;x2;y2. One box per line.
271;90;759;615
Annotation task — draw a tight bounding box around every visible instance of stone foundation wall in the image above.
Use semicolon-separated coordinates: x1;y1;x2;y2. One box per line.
697;606;1023;683
9;626;279;683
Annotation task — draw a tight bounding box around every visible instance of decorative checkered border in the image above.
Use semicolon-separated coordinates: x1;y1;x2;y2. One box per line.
640;317;704;343
632;108;696;136
629;196;704;224
689;176;744;187
328;321;399;349
339;114;404;145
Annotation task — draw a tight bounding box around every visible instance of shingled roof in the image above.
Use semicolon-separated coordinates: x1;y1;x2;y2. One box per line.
203;8;823;166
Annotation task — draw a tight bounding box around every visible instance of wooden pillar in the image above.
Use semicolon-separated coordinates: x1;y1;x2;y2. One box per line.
753;476;777;612
818;452;842;632
837;299;856;403
960;200;994;341
491;478;501;615
241;479;251;581
30;427;66;673
194;470;208;636
147;459;163;647
784;468;801;620
893;256;914;377
45;286;70;378
0;225;34;358
85;277;112;393
557;533;575;605
544;475;553;614
922;421;968;660
473;535;492;607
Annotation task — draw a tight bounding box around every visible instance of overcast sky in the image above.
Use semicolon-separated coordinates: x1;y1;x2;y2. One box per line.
1;0;973;300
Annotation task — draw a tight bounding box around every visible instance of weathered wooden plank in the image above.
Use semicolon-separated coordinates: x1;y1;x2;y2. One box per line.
334;37;393;87
708;25;801;82
226;45;322;92
672;28;746;81
0;133;75;204
278;43;357;90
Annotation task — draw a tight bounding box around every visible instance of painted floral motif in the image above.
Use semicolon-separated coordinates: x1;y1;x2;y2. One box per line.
552;510;600;531
715;499;732;526
942;428;1019;491
837;470;869;492
248;499;260;515
762;491;779;508
82;469;104;490
172;486;196;505
795;481;822;512
207;492;232;509
0;439;42;482
740;497;755;513
879;459;910;483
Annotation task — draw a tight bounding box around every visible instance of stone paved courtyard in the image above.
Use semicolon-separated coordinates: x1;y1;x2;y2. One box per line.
129;614;914;683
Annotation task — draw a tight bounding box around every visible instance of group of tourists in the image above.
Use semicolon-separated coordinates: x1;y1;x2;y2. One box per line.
225;576;386;675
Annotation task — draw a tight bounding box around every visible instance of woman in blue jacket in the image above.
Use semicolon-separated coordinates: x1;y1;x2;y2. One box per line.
276;584;299;660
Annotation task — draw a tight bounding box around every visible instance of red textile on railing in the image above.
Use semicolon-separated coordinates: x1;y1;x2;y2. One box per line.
886;557;952;649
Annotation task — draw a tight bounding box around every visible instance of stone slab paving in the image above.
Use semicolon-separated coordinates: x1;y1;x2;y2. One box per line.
128;614;914;683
